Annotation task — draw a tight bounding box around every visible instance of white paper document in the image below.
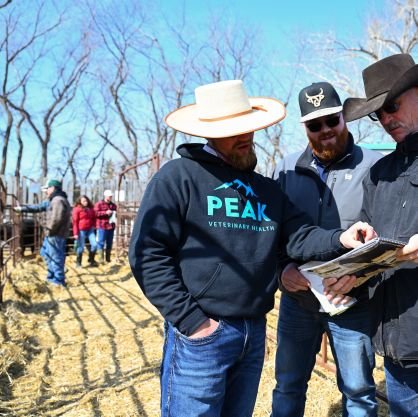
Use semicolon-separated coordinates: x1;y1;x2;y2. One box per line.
300;271;357;316
298;237;407;315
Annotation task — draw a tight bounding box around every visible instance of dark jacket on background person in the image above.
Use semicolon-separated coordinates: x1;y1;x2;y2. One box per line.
129;143;349;337
274;134;381;311
362;132;418;365
94;200;117;230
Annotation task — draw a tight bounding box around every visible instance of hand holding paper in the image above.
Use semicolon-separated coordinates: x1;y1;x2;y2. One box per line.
281;263;310;292
298;236;407;315
301;271;357;315
339;221;377;249
396;234;418;263
323;275;357;305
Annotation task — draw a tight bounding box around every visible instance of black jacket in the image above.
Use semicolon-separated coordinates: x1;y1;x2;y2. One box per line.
362;132;418;364
129;143;346;336
274;135;381;311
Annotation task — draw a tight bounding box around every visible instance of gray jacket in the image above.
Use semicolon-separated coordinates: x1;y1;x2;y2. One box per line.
274;134;382;311
362;132;418;363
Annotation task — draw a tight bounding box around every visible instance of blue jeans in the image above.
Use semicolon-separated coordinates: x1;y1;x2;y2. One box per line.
385;357;418;417
77;228;97;255
161;317;266;417
96;228;114;251
40;236;67;284
272;294;377;417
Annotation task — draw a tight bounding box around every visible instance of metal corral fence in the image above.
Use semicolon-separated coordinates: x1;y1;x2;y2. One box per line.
0;176;46;303
0;155;161;302
68;155;162;261
1;175;46;252
114;154;161;259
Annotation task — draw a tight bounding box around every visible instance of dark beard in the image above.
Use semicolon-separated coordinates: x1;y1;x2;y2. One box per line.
309;127;349;162
228;147;257;171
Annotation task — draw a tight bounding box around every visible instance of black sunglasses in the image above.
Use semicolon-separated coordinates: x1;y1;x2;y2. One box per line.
368;102;400;121
305;115;341;133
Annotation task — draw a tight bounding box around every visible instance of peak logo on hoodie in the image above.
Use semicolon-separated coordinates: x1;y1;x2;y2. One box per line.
214;179;258;197
207;179;271;223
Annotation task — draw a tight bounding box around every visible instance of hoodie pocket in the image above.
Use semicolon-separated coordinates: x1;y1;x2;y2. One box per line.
194;263;222;299
183;260;277;316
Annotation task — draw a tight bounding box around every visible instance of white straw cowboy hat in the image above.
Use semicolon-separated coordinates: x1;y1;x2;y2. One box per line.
164;80;286;138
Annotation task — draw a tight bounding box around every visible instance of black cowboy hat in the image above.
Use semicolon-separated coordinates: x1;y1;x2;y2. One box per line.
343;54;418;122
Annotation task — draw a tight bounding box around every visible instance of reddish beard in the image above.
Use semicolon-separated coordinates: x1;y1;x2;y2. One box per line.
228;145;258;170
309;126;349;162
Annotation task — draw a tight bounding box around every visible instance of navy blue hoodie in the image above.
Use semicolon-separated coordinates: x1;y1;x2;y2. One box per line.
129;143;346;336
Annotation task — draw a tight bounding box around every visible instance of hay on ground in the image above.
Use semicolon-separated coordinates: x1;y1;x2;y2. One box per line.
0;255;390;416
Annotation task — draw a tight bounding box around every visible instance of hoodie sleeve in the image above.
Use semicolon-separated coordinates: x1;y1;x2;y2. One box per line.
273;157;297;292
128;174;208;336
280;189;347;262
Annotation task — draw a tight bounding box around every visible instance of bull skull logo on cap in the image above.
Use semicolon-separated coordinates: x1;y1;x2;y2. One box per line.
305;88;324;107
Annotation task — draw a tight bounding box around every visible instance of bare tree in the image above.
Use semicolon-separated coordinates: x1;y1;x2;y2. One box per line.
13;84;27;184
87;95;134;169
83;142;107;182
340;0;418;57
131;9;284;167
0;0;62;175
132;26;198;160
298;0;418;144
7;43;90;177
0;97;13;175
14;114;24;182
60;122;87;195
85;1;286;176
135;10;299;174
84;1;148;175
0;0;13;9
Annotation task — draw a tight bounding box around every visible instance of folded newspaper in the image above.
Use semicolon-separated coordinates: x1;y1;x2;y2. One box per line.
299;237;407;315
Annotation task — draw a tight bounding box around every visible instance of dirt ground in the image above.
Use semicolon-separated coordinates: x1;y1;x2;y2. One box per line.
0;255;390;417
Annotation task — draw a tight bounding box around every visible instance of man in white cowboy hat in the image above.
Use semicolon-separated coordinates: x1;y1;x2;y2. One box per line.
271;82;381;417
129;79;375;417
344;53;418;416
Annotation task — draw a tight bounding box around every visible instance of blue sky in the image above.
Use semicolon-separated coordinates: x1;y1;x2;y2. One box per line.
160;0;371;56
185;0;368;32
3;0;389;178
154;0;387;154
152;0;379;146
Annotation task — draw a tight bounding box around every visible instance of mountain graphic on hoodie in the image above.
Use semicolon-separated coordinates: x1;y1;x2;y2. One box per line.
214;179;258;197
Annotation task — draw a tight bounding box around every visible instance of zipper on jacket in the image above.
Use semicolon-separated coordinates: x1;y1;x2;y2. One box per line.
318;196;323;224
316;177;327;224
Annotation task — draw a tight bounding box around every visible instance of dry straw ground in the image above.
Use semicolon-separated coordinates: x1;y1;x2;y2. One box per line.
1;255;390;416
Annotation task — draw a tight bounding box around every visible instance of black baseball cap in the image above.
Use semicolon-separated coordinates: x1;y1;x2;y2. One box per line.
299;82;343;122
